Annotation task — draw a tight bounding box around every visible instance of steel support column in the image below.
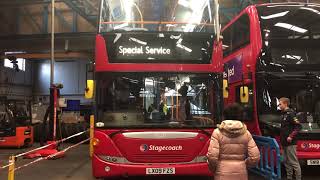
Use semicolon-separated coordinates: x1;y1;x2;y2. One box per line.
73;12;78;32
43;5;49;33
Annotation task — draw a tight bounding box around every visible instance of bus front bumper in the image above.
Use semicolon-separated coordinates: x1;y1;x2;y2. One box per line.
92;154;213;178
297;151;320;165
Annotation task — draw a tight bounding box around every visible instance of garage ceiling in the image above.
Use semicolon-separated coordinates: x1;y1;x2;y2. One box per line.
0;0;318;58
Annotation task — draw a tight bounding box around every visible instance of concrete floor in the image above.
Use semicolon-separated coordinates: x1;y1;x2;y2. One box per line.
0;144;319;180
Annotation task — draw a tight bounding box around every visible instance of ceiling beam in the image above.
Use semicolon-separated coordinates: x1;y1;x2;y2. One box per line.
0;32;95;54
1;52;91;60
0;0;64;7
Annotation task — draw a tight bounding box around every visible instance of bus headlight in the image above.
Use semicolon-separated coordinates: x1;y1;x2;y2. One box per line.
98;155;129;164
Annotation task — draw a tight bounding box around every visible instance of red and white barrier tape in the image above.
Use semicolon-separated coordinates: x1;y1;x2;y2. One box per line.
15;130;89;158
1;130;89;170
14;138;90;171
1;163;13;170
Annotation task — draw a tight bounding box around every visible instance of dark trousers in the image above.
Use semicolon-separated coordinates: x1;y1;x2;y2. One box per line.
283;145;301;180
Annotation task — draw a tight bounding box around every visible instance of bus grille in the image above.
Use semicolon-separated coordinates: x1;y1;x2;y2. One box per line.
131;154;190;163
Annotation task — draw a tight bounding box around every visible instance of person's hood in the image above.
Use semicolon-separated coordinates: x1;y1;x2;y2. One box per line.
218;120;247;138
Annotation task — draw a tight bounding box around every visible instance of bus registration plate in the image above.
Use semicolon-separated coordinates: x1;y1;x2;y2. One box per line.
307;160;320;165
146;167;175;174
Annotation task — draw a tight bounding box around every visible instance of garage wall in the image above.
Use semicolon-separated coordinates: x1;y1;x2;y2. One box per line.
0;59;33;100
33;60;90;103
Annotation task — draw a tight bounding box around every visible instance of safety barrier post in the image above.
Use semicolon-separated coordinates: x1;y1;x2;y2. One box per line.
7;156;15;180
249;135;281;180
89;115;94;158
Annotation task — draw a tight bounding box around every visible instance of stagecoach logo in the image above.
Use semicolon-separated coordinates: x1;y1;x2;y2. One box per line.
140;144;148;152
302;143;309;149
139;144;183;152
301;143;320;149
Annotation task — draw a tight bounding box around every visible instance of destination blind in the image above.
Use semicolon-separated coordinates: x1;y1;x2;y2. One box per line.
104;32;214;64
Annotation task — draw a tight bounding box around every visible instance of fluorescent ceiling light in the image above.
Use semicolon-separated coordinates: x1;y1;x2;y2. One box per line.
308;4;320;8
177;43;192;52
261;11;289;19
274;22;307;33
296;59;304;64
281;55;301;59
300;7;320;14
114;33;122;43
313;35;320;39
267;5;303;8
5;51;26;55
129;37;147;45
114;23;128;30
166;24;177;27
170;34;181;40
158;33;165;38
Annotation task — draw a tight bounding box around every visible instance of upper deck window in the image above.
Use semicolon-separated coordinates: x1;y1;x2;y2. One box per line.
222;14;250;57
99;0;216;33
257;5;320;65
258;5;320;40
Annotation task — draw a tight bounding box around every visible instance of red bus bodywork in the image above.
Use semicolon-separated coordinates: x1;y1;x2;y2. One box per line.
214;3;320;163
92;34;222;178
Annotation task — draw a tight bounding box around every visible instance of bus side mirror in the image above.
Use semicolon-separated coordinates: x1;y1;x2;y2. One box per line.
240;86;249;103
223;79;229;98
85;80;94;99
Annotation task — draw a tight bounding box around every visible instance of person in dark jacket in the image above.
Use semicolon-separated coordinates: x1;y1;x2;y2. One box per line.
279;97;302;180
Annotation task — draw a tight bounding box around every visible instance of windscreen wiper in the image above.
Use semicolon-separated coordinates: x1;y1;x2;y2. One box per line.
193;127;212;137
109;129;125;138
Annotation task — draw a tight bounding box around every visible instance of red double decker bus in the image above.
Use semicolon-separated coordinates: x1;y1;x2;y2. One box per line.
215;3;320;165
91;0;222;178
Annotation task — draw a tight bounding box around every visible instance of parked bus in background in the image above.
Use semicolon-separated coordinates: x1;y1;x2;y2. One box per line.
215;3;320;166
89;0;222;178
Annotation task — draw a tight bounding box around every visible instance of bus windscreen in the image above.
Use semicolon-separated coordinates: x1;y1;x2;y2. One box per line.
99;0;216;33
95;72;220;128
